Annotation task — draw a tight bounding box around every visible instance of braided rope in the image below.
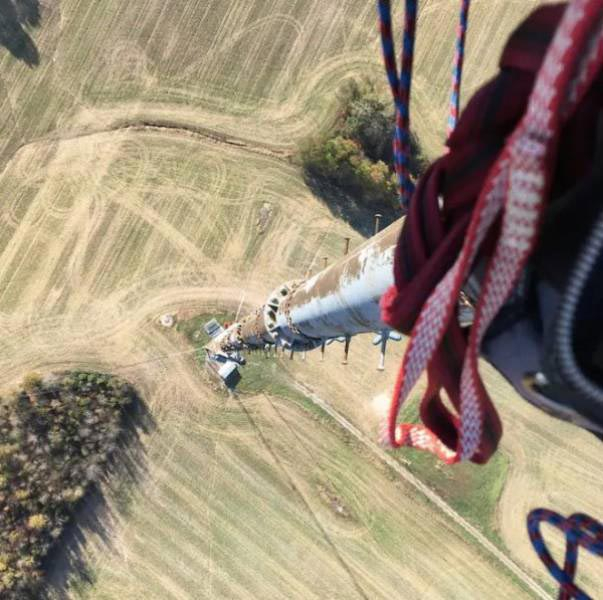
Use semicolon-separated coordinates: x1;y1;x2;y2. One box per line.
447;0;471;138
379;0;471;208
378;0;417;209
528;510;603;600
386;0;603;462
379;0;603;594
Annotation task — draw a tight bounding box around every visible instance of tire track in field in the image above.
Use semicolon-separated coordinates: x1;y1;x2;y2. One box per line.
3;118;292;174
0;118;294;192
231;390;371;600
291;380;553;600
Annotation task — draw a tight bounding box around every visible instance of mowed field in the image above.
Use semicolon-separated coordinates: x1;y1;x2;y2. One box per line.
0;0;548;164
289;341;603;597
0;132;538;599
0;128;538;599
51;377;534;599
0;0;600;598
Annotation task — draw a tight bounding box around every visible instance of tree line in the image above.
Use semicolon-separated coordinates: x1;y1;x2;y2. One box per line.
300;78;426;208
0;371;138;598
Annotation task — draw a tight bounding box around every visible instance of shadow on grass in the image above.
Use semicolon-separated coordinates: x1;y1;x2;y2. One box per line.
303;173;400;238
41;394;156;599
0;0;40;67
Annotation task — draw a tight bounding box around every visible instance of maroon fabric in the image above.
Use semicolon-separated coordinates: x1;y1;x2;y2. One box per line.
380;2;603;462
382;4;571;335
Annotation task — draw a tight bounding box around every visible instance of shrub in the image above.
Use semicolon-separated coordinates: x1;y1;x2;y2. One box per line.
27;514;49;530
300;77;425;209
302;134;399;206
342;95;392;162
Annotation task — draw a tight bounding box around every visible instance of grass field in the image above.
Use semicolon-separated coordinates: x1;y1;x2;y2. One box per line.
0;0;601;598
61;385;534;600
0;131;540;598
52;314;534;600
287;337;603;597
0;0;548;167
397;394;510;546
185;312;511;548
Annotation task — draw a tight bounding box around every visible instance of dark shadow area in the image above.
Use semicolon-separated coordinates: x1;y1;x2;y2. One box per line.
303;172;400;237
380;131;429;183
41;393;156;599
299;126;426;237
0;0;41;66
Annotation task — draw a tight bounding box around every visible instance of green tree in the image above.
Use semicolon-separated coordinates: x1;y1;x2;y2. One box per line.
0;371;138;598
342;96;392;162
300;77;427;209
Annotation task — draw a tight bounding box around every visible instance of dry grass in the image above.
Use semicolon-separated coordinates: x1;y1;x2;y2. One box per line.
288;338;603;597
0;0;546;166
54;383;536;600
0;132;534;598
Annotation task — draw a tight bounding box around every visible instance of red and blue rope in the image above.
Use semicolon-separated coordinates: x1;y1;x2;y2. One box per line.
378;0;417;209
528;509;603;600
447;0;471;138
378;0;470;209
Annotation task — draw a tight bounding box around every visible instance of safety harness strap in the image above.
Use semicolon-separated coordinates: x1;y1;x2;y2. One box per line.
380;0;603;463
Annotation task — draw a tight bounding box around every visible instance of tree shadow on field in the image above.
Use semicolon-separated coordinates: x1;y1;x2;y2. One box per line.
304;173;400;238
0;0;41;67
41;394;157;599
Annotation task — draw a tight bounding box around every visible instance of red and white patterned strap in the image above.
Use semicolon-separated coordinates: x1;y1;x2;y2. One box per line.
388;0;603;463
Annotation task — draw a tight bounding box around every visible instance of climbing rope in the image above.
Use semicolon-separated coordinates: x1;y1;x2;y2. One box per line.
528;510;603;600
378;0;417;209
447;0;471;138
378;0;471;208
380;0;603;593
